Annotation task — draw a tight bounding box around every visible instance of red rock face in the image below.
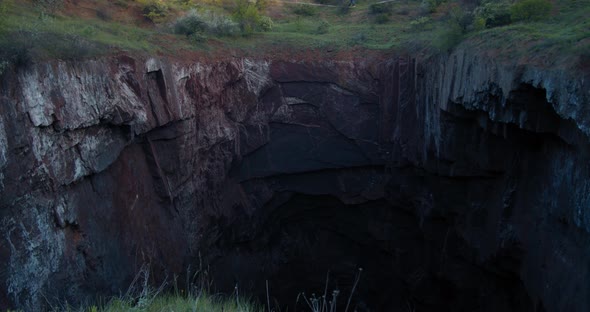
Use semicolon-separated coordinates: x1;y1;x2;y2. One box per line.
0;53;588;311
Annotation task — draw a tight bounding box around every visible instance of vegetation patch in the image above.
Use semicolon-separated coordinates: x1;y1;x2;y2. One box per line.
510;0;553;22
0;0;585;66
174;9;240;38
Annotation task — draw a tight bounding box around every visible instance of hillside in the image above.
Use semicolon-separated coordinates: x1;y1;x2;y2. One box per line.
0;0;588;66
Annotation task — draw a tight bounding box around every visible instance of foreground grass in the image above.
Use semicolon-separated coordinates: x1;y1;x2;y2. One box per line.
100;293;261;312
52;292;262;312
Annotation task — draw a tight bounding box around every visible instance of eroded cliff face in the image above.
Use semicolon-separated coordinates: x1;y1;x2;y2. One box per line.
0;50;588;311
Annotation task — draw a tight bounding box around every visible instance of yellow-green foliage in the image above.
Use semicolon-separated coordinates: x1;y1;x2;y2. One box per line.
473;16;486;31
258;15;273;31
137;0;169;22
230;0;273;35
510;0;553;22
97;292;261;312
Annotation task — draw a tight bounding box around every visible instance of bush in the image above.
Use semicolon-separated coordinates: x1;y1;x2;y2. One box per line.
448;5;473;32
473;16;486;31
350;32;367;45
0;32;34;68
233;0;271;35
421;0;445;14
369;2;393;15
474;0;511;28
315;19;330;34
96;7;112;21
233;1;260;35
173;10;239;38
292;4;318;16
174;11;206;36
510;0;552;22
188;32;208;43
374;13;389;24
258;15;273;32
255;0;270;10
49;34;100;59
434;21;464;51
137;0;168;23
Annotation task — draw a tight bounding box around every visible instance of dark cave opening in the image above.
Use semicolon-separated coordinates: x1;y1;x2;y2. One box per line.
210;192;537;312
202;82;583;312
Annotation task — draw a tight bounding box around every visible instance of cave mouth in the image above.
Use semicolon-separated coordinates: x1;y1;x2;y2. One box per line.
199;82;574;312
209;191;536;312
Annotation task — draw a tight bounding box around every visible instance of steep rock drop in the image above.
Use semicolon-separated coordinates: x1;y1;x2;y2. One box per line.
0;52;588;311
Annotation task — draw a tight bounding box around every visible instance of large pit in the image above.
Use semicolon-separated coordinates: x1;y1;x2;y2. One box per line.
1;56;589;312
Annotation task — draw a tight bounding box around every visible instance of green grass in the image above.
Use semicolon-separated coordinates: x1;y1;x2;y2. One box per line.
0;0;588;64
4;292;261;312
0;0;192;60
465;0;590;65
95;292;262;312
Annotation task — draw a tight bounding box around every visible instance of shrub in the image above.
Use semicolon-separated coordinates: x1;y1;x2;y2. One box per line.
96;7;112;21
137;0;169;23
174;10;239;38
315;19;330;34
369;2;393;15
50;34;99;59
292;4;318;16
474;0;511;28
448;5;473;32
350;32;367;45
510;0;552;22
473;16;486;31
0;32;33;68
434;21;464;51
421;0;445;14
255;0;270;11
233;1;259;35
188;32;208;43
174;11;206;36
233;0;272;35
258;15;273;32
113;0;129;7
395;6;411;15
374;13;389;24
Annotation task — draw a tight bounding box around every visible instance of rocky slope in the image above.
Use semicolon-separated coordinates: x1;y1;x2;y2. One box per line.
0;49;588;311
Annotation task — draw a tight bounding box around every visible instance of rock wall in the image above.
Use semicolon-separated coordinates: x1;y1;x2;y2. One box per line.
0;50;588;311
